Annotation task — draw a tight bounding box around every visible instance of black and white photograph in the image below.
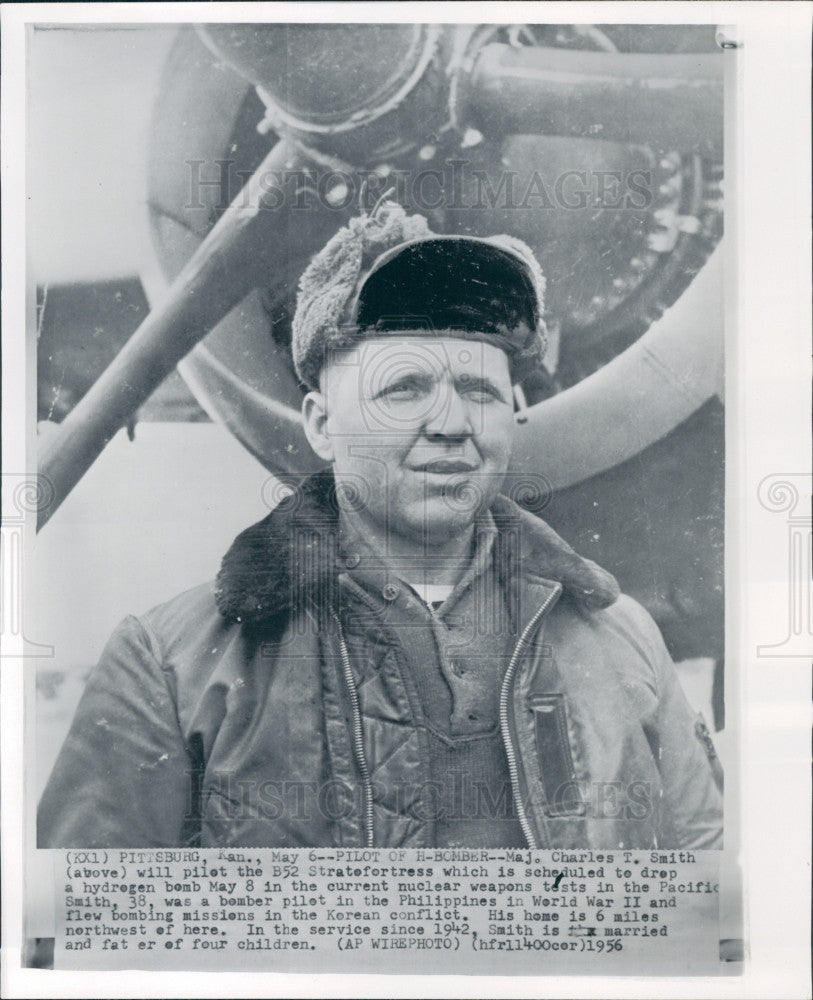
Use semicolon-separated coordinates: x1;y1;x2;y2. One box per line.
2;3;810;995
34;17;729;852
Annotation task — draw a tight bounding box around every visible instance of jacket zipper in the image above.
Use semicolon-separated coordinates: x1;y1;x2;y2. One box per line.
333;584;559;850
500;585;562;850
332;612;375;847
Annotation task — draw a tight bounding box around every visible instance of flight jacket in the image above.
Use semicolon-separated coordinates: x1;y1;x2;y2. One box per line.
38;473;724;849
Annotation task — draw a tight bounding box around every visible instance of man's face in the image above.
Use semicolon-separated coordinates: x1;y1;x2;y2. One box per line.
302;337;515;546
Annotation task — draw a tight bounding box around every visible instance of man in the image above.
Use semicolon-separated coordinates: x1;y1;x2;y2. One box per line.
39;203;723;849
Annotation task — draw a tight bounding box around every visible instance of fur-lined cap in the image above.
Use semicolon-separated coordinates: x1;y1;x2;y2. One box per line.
292;202;547;389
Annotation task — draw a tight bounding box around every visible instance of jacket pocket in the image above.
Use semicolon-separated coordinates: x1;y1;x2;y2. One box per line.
527;694;585;817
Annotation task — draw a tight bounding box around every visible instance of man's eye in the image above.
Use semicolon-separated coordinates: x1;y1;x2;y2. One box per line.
464;386;500;403
378;382;424;401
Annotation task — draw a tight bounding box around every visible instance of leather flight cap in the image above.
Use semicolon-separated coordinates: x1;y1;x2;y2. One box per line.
346;235;546;375
291;202;546;389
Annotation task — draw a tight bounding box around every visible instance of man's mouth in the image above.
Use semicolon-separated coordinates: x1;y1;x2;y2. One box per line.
413;460;478;474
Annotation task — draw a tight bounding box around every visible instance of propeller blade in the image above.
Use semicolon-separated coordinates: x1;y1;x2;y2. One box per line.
511;243;725;487
177;344;320;476
38;137;342;530
468;45;724;158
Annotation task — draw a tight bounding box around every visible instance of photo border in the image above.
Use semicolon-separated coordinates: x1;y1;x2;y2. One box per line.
3;2;810;997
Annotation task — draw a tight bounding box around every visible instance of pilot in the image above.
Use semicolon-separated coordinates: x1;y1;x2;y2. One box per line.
39;202;723;849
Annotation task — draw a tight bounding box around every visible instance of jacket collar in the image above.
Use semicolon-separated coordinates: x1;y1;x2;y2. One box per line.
215;471;619;631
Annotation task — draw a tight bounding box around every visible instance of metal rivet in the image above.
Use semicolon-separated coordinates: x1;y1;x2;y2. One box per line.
345;553;360;569
382;583;400;601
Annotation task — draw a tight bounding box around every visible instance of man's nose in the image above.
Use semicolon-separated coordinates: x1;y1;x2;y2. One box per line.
423;385;473;439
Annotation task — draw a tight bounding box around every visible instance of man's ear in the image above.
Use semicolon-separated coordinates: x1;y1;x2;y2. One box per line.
302;390;334;463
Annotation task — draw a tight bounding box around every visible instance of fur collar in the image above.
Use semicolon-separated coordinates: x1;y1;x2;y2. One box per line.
215;472;619;631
